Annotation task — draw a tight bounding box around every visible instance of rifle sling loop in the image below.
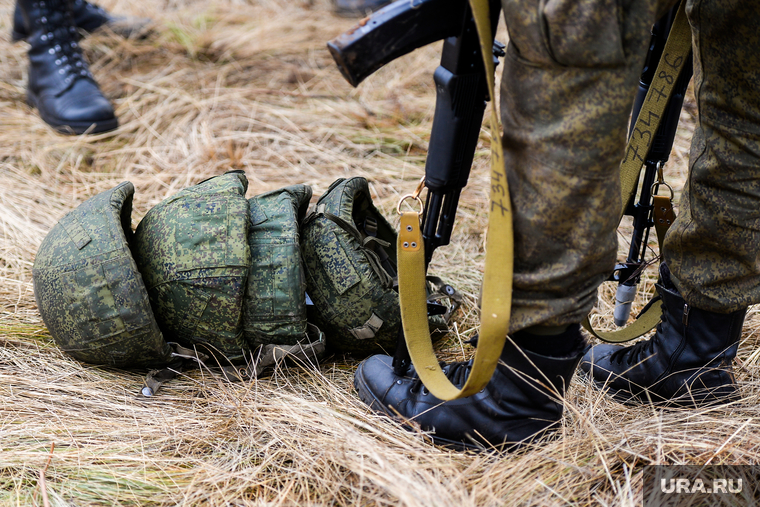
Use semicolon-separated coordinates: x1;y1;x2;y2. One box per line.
396;0;511;401
584;0;690;343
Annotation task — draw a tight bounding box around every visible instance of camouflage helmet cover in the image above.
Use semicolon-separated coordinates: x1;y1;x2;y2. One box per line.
300;177;402;356
133;172;252;363
33;182;173;368
244;184;313;349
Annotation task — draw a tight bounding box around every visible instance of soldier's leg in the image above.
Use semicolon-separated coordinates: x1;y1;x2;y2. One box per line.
503;0;669;332
664;0;760;313
354;0;663;450
583;0;757;406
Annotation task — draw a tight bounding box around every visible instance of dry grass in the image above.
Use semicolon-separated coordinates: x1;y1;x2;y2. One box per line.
1;0;759;505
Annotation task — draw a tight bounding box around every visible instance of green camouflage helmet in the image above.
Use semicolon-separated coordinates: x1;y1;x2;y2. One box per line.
301;177;454;356
299;178;407;356
133;172;252;363
33;182;173;368
244;184;313;349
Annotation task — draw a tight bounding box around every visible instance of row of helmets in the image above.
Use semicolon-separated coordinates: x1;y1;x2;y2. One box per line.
32;172;454;374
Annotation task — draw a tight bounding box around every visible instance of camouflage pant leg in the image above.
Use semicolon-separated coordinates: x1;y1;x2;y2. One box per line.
500;0;670;332
663;0;760;313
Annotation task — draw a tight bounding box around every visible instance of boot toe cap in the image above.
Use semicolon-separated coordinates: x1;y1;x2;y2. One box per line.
354;355;442;422
34;79;118;134
580;343;620;377
354;354;398;414
55;81;116;122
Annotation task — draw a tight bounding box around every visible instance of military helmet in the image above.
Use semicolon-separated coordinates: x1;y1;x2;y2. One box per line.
33;182;173;368
300;177;404;356
133;172;252;363
133;172;322;365
244;184;313;349
301;177;455;356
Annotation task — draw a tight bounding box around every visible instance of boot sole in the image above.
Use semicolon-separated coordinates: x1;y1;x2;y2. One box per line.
27;91;118;135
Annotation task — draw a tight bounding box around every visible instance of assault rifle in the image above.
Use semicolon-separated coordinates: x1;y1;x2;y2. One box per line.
329;0;502;373
328;0;690;370
330;0;501;264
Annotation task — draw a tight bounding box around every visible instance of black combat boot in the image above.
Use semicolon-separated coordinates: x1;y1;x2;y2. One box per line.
12;0;150;42
581;265;746;407
354;325;586;450
19;0;118;134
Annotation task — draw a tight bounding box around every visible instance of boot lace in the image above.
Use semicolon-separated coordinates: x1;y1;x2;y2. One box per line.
609;292;671;366
609;334;659;365
409;360;472;395
37;2;95;93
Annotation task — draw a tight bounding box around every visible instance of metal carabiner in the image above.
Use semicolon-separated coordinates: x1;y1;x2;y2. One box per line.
397;175;425;215
650;161;674;200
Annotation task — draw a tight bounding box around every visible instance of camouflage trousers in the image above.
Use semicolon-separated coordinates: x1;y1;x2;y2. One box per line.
500;0;760;332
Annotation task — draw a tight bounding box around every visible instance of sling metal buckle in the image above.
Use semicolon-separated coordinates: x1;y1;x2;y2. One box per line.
397;176;425;216
650;161;674;200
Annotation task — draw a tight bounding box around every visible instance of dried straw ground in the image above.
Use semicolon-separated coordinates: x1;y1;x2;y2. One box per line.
1;1;759;505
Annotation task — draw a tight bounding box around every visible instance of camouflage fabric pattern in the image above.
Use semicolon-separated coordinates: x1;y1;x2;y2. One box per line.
301;177;402;356
244;184;312;349
662;0;760;313
133;172;251;363
499;0;674;332
33;182;173;368
500;0;760;329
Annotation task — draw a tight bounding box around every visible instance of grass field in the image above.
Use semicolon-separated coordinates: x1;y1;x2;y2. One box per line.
1;0;759;505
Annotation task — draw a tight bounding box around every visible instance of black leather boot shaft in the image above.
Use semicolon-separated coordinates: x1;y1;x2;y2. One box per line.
13;0;105;41
581;275;746;407
13;0;151;42
19;0;117;134
354;326;586;450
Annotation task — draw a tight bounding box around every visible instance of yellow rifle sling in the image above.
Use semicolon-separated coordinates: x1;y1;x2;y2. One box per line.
397;0;512;401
